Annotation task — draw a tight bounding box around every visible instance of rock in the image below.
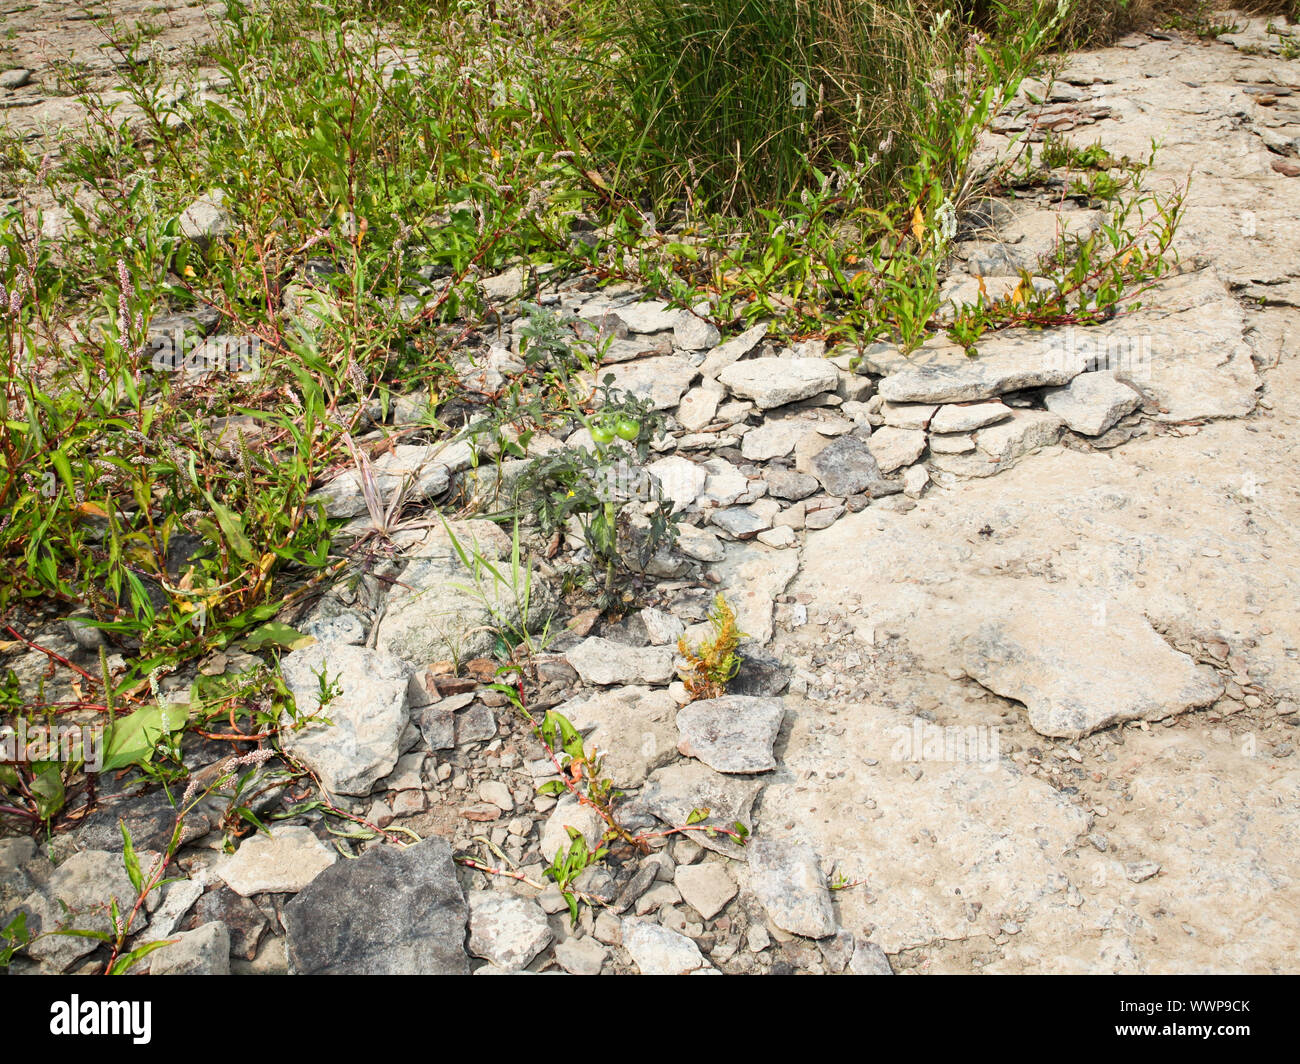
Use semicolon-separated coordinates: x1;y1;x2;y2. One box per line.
967;208;1103;275
1043;371;1143;436
929;432;976;454
597;355;698;410
480;266;526;301
930;409;1065;479
74;790;211;853
881;402;938;430
539;796;607;862
466;892;553;970
478;781;513;811
728;651;792;696
865;427;927;474
215;825;337;896
601;299;680;334
374;526;553;667
675;310;722;350
279;643;409;796
557;686;678;786
700;323;768;379
0;68;33;89
147;921;230;976
639;608;685;646
674;862;738;920
697;457;752;507
192;887;268;960
713;542;800;645
757;525;798;548
21;850;139;971
803;436;892;497
621;918;714;974
850;940;894;975
741;419;815;461
929;399;1012;433
747;835;837;939
178;189;232;247
1125;860;1161;884
879;332;1088;403
631;763;762;856
419;705;456;750
566;636;675;686
902;464;930;498
676;695;785;773
718;358;838;409
454;702;497;745
553;934;608;974
1078;271;1257;422
677;384;725;431
710;504;773;539
309;444;452;518
284;837;469;974
676;523;726;562
646;455;707;511
764;467;821;500
957;588;1222;737
142;878;204;942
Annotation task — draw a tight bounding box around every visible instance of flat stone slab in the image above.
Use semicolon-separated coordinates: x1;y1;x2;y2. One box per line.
284;837;469;974
879;331;1088;404
565;637;675;686
718;358;838;409
957;587;1223;737
279;643;409;797
1044;370;1143;436
747;835;837;939
676;695;785;773
466;892;553;970
215;825;337;896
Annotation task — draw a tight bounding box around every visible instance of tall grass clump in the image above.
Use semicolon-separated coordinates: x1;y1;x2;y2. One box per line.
605;0;951;215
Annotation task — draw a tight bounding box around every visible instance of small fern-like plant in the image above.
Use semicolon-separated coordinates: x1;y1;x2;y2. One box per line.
677;593;745;700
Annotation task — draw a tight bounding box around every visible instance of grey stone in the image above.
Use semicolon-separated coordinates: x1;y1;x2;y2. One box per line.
675;311;722;351
621;917;714;974
279;643;409;796
1043;371;1143;436
957;587;1223;738
764;467;821;501
147;921;230;975
929;400;1013;433
284;837;469;974
215;825;337;896
718;358;838;409
710;504;773;539
597;355;698;410
747;835;837;939
539;796;607;862
630;763;762;856
674;862;738;920
22;850;139;971
804;436;892;497
849;939;895;975
309;443;454;518
553;934;608;974
866;427;927;474
558;686;678;787
879;332;1088;403
0;68;33;89
419;705;456;750
700;323;768;379
566;637;675;686
178;190;232;247
467;892;553;970
676;695;785;773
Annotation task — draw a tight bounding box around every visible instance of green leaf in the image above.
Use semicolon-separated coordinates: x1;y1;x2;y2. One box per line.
241;621;315;651
685;807;709;826
537;780;566;796
204;493;255;563
108;938;176;975
119;820;143;894
101;702;191;771
29;762;65;820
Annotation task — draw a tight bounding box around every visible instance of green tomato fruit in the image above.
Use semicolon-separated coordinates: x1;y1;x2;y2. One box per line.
589;423;616;445
614;417;641;441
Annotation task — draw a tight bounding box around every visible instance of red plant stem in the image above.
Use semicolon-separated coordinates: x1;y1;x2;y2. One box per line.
3;625;100;687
